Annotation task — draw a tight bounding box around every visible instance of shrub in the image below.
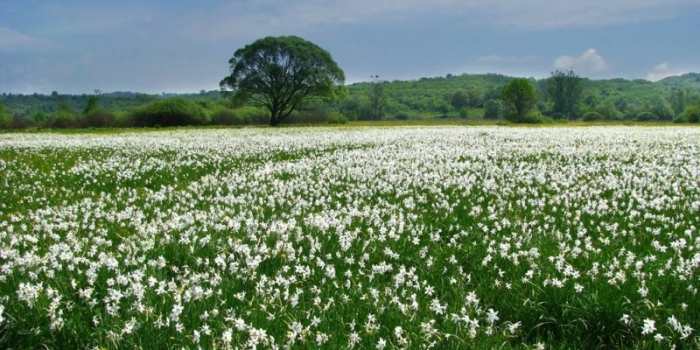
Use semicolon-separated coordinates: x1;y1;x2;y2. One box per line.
635;111;656;122
550;112;566;120
484;99;502;119
508;110;552;124
130;98;208;127
394;112;410;121
0;103;9;129
582;111;603;122
47;111;77;128
83;108;118;128
459;108;468;119
683;105;700;123
210;106;250;125
327;111;347;124
673;114;688;123
30;111;49;125
226;106;268;125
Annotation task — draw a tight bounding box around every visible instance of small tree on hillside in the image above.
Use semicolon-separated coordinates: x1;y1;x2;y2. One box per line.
370;75;385;120
547;69;583;120
484;99;503;119
501;78;537;120
450;91;469;111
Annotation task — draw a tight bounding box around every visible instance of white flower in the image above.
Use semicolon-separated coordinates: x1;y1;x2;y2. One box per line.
654;333;664;342
641;319;656;335
486;308;499;324
376;337;386;350
620;314;631;325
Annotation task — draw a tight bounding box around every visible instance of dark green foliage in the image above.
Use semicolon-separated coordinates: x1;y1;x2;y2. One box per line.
459;108;468;119
682;105;700;123
394;112;410;120
582;111;603;121
484;99;502;119
597;101;623;120
635;111;656;122
369;76;386;120
30;111;49;124
670;88;687;115
208;106;267;125
44;102;78;127
502;78;537;119
327;111;347;124
508;109;551;123
47;110;77;128
547;69;583;120
450;91;469;111
130;98;207;127
83;95;100;115
82;108;118;128
650;96;674;121
0;102;8;128
220;36;345;126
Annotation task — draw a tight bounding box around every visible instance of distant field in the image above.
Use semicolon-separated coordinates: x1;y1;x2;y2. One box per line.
1;126;699;349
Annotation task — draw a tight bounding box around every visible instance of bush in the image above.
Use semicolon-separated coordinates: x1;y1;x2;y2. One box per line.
210;106;250;125
47;111;77;128
484;99;502;119
394;112;410;121
507;110;552;124
550;112;566;120
235;106;269;124
673;114;688;123
635;111;656;122
327;111;347;124
683;105;700;123
582;111;603;122
459;108;468;119
82;108;118;128
130;98;208;127
30;111;49;125
0;103;9;129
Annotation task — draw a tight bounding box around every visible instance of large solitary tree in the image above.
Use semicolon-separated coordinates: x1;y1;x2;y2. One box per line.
220;36;345;126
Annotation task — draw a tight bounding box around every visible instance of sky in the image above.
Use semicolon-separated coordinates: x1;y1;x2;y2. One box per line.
1;0;699;94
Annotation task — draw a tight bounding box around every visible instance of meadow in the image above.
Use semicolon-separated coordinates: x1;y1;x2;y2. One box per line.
0;126;698;349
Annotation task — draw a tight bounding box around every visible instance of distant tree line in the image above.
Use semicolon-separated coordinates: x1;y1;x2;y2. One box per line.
2;68;700;129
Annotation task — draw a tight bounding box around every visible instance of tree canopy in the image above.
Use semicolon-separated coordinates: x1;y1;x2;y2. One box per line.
501;78;537;119
547;69;583;120
220;36;345;126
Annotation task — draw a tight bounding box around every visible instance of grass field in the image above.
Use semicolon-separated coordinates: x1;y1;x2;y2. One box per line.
1;126;699;349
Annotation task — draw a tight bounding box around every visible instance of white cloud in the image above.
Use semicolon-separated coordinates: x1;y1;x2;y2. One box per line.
0;27;56;52
553;49;609;75
646;63;685;81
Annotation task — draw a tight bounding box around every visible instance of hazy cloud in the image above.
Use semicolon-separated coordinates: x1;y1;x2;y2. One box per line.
0;27;57;52
646;63;685;81
553;49;609;74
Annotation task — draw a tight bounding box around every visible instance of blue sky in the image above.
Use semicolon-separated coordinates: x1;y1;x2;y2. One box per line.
1;0;698;94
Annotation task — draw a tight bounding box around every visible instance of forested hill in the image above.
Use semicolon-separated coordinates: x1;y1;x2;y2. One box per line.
344;72;700;115
1;72;699;121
